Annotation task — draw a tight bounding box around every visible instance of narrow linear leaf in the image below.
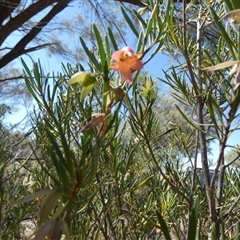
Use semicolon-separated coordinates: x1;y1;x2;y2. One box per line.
35;220;56;240
107;27;118;50
203;61;240;71
207;93;221;128
39;190;61;225
121;6;139;37
187;196;200;240
49;218;63;240
133;9;147;28
129;175;153;192
208;6;236;59
80;37;101;70
15;189;55;204
105;35;111;63
93;23;106;70
143;19;153;45
211;222;216;240
156;210;171;240
174;105;197;129
60;219;71;240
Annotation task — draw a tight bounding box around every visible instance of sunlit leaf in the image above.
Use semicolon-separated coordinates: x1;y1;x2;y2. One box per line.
187;196;200;240
80;84;94;101
68;71;96;86
138;86;148;92
203;61;240;71
68;71;88;85
233;64;240;91
145;78;152;90
229;63;239;76
139;92;149;97
220;9;240;23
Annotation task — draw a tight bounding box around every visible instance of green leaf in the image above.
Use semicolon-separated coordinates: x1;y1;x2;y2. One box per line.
68;71;87;85
144;192;153;212
207;93;223;128
156;210;171;240
208;6;236;59
93;23;106;71
105;35;111;63
81;73;96;87
187;195;200;240
21;58;39;101
80;37;101;70
129;175;153;192
133;9;147;28
145;78;152;90
230;87;240;122
35;220;56;240
143;19;153;45
49;218;63;240
80;84;94;101
121;6;139;37
203;61;240;71
51;201;65;220
39;190;61;225
144;42;163;65
210;222;216;240
61;219;71;240
138;86;148;92
136;30;144;52
15;189;55;204
107;27;118;51
45;127;72;193
175;104;197;129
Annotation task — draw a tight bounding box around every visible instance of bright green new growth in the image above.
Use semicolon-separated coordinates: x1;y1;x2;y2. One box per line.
68;71;96;87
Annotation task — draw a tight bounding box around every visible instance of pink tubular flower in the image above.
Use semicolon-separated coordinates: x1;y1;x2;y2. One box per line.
110;46;143;84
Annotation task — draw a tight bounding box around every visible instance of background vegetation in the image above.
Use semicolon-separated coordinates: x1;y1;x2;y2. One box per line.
1;0;240;239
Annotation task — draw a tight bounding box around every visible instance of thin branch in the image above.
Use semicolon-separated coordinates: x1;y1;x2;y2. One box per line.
0;0;58;46
0;0;20;26
1;143;37;186
0;75;24;82
223;194;240;219
0;1;71;69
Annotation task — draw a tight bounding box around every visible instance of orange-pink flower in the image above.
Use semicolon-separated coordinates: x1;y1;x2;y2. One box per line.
110;46;143;84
